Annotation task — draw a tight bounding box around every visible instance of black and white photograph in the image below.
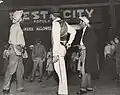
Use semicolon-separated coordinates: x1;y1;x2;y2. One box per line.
0;0;120;95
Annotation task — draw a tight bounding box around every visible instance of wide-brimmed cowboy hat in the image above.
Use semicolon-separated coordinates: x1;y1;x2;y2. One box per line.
79;16;90;27
12;10;23;23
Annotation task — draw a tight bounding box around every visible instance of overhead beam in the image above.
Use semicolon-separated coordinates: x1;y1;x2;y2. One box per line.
0;2;120;10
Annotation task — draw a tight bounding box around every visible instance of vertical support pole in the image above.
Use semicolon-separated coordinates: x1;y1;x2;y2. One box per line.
109;0;116;39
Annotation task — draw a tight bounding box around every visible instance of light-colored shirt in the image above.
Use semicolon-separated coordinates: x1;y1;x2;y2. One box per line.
52;18;61;56
104;44;111;57
47;51;52;59
80;26;87;46
8;23;25;47
52;18;77;56
32;44;46;59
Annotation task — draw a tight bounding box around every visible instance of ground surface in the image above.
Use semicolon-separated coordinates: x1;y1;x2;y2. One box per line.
0;71;120;95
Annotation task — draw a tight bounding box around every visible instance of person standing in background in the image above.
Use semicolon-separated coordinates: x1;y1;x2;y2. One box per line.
25;45;34;79
114;37;120;82
107;40;116;80
46;48;53;79
22;46;28;79
30;38;46;83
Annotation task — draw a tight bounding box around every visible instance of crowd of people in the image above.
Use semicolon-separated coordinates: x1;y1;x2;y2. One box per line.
104;37;120;82
0;7;119;95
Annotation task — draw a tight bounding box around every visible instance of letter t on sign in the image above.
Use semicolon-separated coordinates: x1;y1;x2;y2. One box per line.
40;11;48;19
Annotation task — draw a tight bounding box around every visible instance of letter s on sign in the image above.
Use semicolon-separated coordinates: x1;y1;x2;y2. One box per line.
31;11;40;20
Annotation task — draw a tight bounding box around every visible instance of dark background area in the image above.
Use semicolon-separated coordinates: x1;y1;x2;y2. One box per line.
2;0;109;6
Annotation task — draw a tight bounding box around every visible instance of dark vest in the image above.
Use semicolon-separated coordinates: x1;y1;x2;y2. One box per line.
57;20;68;43
60;31;68;42
83;27;97;49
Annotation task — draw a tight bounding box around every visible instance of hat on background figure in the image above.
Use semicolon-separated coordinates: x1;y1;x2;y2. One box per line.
49;7;62;18
29;45;34;48
79;16;90;27
12;10;23;23
36;38;41;44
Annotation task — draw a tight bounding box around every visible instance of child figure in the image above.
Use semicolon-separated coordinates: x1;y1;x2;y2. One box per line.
46;48;53;79
70;52;79;73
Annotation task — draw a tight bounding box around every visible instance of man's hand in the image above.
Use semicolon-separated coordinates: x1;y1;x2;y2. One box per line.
53;55;59;63
42;58;46;62
79;45;86;50
66;43;71;49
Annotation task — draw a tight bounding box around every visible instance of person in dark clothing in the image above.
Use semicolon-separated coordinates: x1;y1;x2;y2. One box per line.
30;39;46;82
105;40;116;80
114;37;120;82
77;16;98;94
24;45;34;79
22;45;34;80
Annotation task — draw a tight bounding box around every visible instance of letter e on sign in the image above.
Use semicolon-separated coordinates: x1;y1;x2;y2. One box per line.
24;12;30;20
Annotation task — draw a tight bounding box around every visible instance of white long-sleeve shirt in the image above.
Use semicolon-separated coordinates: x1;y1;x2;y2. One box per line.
9;23;25;47
80;26;87;46
66;22;77;45
52;18;77;56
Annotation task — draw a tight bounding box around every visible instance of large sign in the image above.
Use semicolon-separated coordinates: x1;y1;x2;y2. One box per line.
9;7;102;31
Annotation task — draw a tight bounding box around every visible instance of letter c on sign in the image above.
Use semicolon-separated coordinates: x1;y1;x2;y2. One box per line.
63;10;71;19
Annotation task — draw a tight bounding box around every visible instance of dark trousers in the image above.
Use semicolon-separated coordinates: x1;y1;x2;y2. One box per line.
31;57;44;80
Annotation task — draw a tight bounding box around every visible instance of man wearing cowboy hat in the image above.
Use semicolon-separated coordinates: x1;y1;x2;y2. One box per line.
77;16;98;94
2;10;26;95
50;7;77;95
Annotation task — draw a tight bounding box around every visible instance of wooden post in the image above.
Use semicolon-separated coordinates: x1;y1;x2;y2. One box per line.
109;0;117;39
